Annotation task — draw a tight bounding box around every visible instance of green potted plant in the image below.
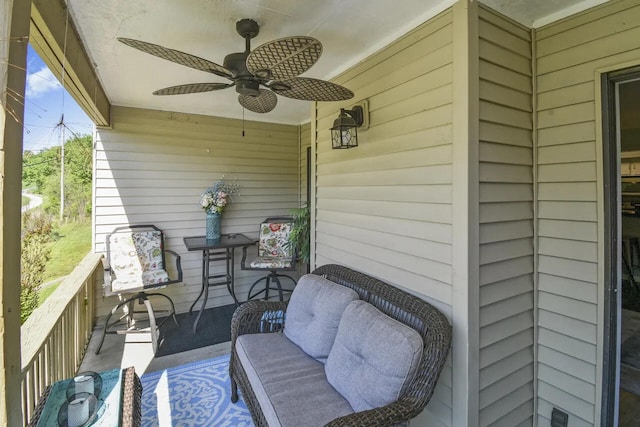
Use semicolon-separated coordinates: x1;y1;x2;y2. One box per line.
286;204;310;270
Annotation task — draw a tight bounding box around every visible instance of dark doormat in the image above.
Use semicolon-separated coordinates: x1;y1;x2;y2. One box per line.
155;304;237;357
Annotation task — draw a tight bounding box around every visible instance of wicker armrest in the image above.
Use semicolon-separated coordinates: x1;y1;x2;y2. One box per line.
29;385;52;426
325;398;416;427
120;366;142;427
231;300;288;340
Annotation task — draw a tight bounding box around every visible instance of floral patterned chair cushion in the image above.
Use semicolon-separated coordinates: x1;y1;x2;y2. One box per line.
242;217;297;302
109;230;169;291
257;222;293;258
250;257;293;269
250;221;294;269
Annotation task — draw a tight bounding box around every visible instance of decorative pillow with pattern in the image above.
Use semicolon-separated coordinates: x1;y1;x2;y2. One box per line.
258;222;293;258
109;230;168;290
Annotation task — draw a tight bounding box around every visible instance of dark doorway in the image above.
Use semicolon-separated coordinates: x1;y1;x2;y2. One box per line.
602;66;640;426
306;146;311;206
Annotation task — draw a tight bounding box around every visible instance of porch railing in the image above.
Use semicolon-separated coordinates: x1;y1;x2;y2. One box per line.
20;252;102;426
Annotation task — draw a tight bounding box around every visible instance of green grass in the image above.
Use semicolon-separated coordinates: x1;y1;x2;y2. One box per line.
38;221;92;304
22;196;29;206
38;280;61;303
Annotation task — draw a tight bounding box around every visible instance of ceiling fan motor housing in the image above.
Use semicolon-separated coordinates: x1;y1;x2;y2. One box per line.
223;51;260;96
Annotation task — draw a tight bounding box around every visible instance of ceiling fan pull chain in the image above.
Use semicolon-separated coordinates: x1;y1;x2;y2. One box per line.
242;107;245;137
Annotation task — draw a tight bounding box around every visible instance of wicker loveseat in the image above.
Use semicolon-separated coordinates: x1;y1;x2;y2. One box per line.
230;264;451;427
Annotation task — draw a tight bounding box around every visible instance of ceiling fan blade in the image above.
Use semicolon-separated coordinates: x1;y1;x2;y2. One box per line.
238;89;277;113
153;82;234;96
118;37;234;79
270;77;354;101
246;36;322;81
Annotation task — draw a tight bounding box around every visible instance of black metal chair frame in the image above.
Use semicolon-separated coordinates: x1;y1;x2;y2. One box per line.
96;224;183;354
241;217;297;302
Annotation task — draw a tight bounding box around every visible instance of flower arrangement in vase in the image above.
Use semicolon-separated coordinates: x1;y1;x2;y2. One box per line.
200;177;239;240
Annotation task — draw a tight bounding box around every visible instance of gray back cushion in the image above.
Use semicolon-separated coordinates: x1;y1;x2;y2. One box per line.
284;274;359;363
325;300;424;412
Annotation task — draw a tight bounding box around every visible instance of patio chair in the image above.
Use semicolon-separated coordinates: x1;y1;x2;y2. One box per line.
241;217;297;302
96;224;182;354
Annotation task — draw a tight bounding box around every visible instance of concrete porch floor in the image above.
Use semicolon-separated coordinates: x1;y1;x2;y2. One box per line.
79;325;231;376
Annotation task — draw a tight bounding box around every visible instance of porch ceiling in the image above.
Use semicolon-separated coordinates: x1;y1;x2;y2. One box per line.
65;0;606;125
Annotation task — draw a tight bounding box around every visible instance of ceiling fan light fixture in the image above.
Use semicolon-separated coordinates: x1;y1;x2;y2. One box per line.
331;106;364;149
239;89;277;113
236;79;260;96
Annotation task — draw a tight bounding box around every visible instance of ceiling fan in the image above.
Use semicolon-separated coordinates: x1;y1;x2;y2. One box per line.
118;18;354;113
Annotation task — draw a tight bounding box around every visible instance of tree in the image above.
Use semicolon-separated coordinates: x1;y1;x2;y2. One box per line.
22;134;93;220
62;135;93;220
20;211;53;322
22;147;59;191
64;135;92;186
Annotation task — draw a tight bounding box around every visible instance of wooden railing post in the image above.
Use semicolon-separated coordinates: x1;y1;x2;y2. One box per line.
20;252;102;425
0;1;31;426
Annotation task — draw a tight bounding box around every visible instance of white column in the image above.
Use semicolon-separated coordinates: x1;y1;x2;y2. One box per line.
0;0;31;425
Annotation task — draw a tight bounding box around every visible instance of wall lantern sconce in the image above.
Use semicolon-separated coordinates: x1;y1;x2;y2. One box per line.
330;101;368;149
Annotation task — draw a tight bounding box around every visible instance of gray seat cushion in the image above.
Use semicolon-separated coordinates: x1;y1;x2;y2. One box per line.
235;333;354;427
325;300;424;412
283;274;359;363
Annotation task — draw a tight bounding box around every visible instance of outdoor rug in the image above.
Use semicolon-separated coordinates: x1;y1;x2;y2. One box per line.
140;354;254;426
156;304;237;357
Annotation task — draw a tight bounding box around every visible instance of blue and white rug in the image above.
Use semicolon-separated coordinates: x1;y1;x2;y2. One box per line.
140;354;254;427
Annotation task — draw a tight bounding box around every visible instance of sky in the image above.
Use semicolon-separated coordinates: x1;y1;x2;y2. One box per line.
22;44;94;152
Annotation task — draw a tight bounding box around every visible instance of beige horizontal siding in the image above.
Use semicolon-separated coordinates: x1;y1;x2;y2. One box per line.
93;106;299;318
315;9;455;304
313;9;454;426
478;6;534;427
535;1;640;423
